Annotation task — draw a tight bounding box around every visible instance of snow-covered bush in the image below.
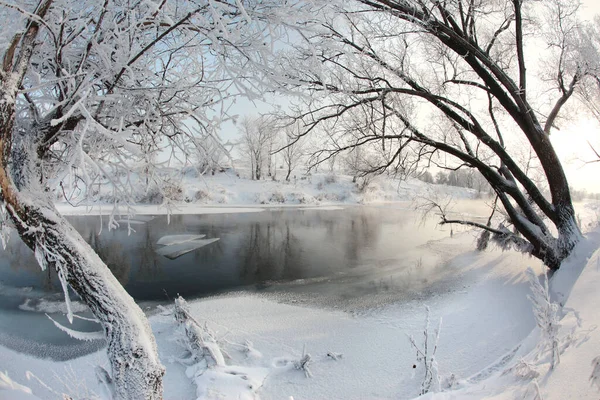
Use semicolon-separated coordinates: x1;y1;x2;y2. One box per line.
269;191;286;203
172;296;270;399
194;189;211;202
173;296;225;367
287;192;316;204
316;192;348;202
526;268;561;369
408;306;442;395
504;359;541;381
324;174;338;184
355;175;376;193
138;181;184;204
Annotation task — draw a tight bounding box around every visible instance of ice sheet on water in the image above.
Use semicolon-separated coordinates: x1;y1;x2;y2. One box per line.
156;238;219;259
156;234;207;246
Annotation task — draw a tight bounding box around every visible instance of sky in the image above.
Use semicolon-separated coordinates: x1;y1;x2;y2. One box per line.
581;0;600;20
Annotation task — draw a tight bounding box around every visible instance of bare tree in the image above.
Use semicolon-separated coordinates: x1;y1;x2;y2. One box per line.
192;135;232;176
277;0;592;270
280;123;306;181
239;115;276;180
0;0;282;398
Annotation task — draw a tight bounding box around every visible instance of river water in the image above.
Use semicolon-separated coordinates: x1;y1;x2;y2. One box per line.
0;203;488;359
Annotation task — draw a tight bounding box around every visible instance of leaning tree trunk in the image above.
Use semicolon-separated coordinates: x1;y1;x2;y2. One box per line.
11;194;165;399
0;4;164;397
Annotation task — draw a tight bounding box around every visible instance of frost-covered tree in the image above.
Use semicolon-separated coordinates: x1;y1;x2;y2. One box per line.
238;115;276;180
526;268;561;369
0;0;284;398
280;123;305;181
277;0;594;270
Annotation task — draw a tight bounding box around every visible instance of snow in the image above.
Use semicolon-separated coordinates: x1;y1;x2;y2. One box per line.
0;225;553;399
0;371;39;400
2;226;600;398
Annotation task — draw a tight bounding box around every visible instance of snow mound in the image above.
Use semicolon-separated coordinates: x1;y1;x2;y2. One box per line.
417;233;600;399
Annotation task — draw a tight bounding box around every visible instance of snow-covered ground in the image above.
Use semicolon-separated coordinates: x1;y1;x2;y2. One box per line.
3;174;600;399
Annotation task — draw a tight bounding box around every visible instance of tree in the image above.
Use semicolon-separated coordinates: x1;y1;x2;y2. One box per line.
435;171;448;185
0;0;280;398
191;135;232;176
239;115;276;180
278;0;591;270
280;123;306;181
418;171;435;184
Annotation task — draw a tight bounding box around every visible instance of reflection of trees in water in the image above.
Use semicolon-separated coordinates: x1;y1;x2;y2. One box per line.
237;209;384;284
0;230;58;290
1;233;39;273
238;217;305;283
0;209;393;296
137;227;160;281
240;222;277;281
344;210;380;264
87;229;131;286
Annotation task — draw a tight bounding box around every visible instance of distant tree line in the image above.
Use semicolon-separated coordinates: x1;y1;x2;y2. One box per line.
417;169;493;195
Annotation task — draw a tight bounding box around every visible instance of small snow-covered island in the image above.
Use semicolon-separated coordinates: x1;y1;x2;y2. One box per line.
3;1;600;399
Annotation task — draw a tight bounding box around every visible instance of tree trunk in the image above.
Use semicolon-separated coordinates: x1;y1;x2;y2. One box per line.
285;166;292;181
255;160;261;180
0;155;165;399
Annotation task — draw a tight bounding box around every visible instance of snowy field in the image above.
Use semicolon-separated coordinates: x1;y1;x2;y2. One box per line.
2;175;600;399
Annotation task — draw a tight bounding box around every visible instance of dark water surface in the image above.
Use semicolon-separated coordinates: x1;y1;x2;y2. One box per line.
0;205;467;359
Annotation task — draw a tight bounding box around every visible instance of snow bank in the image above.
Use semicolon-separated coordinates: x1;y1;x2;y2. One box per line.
54;171;479;216
416;230;600;399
